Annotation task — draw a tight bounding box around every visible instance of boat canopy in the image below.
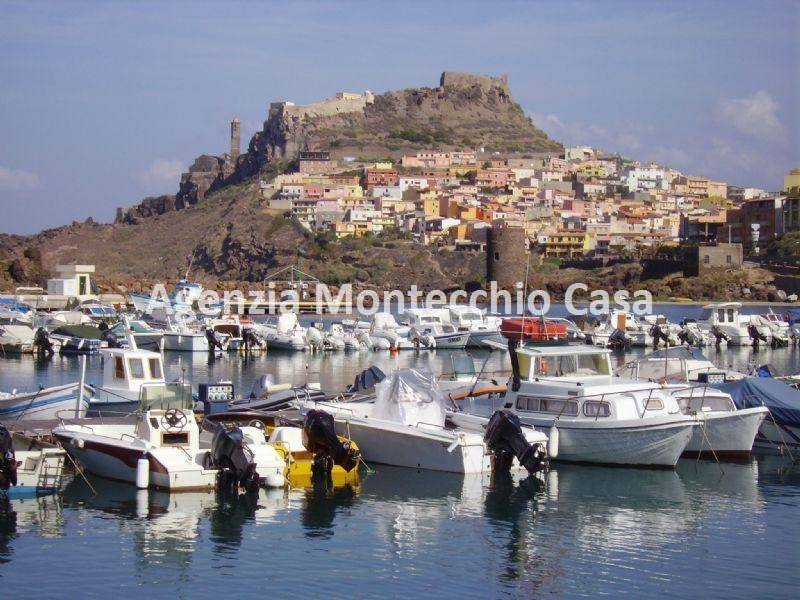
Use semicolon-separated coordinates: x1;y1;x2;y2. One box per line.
372;368;446;428
276;312;299;334
715;377;800;427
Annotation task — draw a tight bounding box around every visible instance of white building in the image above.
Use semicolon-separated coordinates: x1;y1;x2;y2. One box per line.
621;166;668;192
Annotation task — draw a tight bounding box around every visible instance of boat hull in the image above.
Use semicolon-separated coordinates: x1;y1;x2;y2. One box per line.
53;432;217;491
332;418;492;473
682;408;768;460
466;330;503;347
162;332;209;352
516;415;695;467
0;383;90;420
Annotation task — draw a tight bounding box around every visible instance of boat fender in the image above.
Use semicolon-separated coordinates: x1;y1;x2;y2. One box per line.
265;472;284;488
548;425;559;459
71;438;85;449
136;455;150;489
446;437;461;453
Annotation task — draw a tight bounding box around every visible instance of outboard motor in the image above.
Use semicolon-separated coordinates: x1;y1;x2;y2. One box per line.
100;327;122;349
33;327;54;357
302;409;360;481
508;338;521;391
710;325;730;348
209;426;259;492
649;323;670;349
205;328;226;352
0;425;17;491
677;327;699;346
484;409;547;475
242;328;264;353
607;328;629;351
748;324;767;349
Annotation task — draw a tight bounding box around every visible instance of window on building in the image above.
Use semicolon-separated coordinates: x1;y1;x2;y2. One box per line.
726;255;732;264
494;252;500;260
703;255;710;264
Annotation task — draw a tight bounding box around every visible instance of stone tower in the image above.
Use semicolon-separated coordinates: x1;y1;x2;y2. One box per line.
486;221;528;290
230;117;241;161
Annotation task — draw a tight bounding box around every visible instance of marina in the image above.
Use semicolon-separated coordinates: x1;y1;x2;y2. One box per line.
2;299;800;597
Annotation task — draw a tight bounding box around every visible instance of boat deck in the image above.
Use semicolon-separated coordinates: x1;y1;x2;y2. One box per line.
0;416;137;439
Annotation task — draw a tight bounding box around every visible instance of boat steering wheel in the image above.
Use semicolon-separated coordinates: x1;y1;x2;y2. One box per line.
160;408;188;431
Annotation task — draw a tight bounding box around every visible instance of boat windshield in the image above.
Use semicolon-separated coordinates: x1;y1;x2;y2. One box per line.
534;353;610;377
649;347;709;362
138;382;193;411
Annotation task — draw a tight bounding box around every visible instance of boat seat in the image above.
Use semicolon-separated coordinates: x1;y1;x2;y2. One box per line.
268;426;305;452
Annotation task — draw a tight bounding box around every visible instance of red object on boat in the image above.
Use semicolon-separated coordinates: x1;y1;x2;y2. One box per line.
500;318;568;341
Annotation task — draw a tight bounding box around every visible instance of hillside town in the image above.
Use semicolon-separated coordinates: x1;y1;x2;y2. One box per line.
263;142;800;262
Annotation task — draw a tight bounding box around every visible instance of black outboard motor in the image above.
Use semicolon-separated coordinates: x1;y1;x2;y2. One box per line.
607;328;630;351
209;426;259;492
242;328;265;353
710;325;730;348
748;324;767;349
484;410;547;475
677;327;699;346
0;425;17;491
302;410;360;480
508;338;521;391
649;323;670;349
100;327;122;349
205;328;226;352
33;327;54;357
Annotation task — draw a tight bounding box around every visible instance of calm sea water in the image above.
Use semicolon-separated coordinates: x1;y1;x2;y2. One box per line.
2;303;800;597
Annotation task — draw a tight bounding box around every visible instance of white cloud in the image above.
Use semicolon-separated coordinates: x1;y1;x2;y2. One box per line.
137;159;185;189
0;166;40;191
718;90;784;142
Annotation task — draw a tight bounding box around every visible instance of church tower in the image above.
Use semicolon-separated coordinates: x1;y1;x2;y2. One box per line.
230;117;241;161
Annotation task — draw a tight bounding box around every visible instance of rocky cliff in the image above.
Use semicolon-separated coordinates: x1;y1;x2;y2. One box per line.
117;72;560;222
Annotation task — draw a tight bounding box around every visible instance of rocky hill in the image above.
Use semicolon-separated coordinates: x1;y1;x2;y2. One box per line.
0;72;556;289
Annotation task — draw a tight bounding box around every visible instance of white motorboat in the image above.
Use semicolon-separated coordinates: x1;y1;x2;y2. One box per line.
403;308;469;349
295;368;550;474
0;382;91;420
53;388;286;491
368;312;414;350
617;346;745;384
585;310;677;348
88;347;169;414
669;386;768;460
261;313;308;351
161;315;210;352
697;302;771;346
110;316;164;351
445;305;503;347
1;428;67;498
0;311;35;354
482;340;698;468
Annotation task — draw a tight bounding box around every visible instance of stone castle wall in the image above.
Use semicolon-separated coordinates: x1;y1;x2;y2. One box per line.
272;91;375;121
440;71;509;92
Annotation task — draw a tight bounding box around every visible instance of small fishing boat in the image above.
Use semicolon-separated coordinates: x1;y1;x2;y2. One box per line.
1;426;67;498
53;388;286;491
109;317;164;351
696;302;771;346
478;327;699;468
296;368;550;475
0;382;91;420
403;308;470;349
445;305;503;347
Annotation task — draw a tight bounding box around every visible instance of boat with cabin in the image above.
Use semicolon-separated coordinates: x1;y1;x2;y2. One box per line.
479;330;699;467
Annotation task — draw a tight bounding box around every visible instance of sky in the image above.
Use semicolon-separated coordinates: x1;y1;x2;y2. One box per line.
1;0;798;234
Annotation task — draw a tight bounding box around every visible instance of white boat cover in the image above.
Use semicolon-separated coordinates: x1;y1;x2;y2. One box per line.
277;312;299;334
372;368;446;428
372;312;399;330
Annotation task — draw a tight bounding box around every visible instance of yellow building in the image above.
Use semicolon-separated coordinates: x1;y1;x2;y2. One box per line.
785;168;800;192
544;232;596;258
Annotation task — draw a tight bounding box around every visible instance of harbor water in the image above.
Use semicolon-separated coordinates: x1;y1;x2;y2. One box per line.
2;304;800;597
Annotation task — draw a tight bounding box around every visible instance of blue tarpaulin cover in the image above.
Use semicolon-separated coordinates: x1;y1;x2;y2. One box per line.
715;377;800;427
